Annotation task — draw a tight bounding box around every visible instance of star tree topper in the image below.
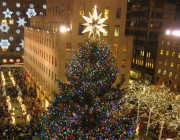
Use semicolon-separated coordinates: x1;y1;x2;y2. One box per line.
82;5;107;38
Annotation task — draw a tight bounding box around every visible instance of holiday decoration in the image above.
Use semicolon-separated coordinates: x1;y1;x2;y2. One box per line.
0;1;46;55
82;5;107;38
0;23;10;32
0;39;10;50
16;17;27;27
16;3;20;8
26;8;37;18
2;2;7;7
19;40;24;48
3;8;13;18
40;6;136;139
125;81;180;139
16;29;20;34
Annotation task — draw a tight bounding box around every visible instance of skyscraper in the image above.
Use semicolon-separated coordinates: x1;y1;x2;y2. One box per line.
24;0;134;108
126;0;176;82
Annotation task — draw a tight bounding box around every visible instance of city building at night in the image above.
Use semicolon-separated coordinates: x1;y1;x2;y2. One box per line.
24;0;134;108
0;0;46;65
126;0;176;82
155;29;180;91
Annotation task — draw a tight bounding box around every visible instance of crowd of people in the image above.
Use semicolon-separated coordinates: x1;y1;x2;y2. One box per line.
0;67;45;139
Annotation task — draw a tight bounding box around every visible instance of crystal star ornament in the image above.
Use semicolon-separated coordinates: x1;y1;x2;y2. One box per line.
82;5;107;38
3;8;13;18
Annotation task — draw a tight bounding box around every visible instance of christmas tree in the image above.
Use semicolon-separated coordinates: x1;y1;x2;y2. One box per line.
40;6;136;139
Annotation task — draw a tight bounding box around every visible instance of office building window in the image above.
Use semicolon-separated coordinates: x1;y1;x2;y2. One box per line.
122;59;127;68
161;40;164;45
116;8;121;18
122;44;128;52
177;64;180;69
170;62;174;67
158;69;161;74
78;23;84;35
175;74;178;79
160;49;163;55
158;60;162;64
169;72;172;77
114;44;118;52
79;4;85;16
163;70;166;75
172;52;175;57
103;25;109;36
167;41;170;46
164;60;167;66
104;8;109;18
166;51;169;56
66;43;72;52
146;52;151;57
178;53;180;58
131;21;135;26
114;25;120;36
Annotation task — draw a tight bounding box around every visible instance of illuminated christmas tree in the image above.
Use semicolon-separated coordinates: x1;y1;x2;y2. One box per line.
40;6;136;139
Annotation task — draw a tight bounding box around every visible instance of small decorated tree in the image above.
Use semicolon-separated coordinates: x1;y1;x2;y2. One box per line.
125;81;180;140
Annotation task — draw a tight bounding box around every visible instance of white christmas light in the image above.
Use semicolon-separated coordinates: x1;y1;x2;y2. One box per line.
16;3;20;7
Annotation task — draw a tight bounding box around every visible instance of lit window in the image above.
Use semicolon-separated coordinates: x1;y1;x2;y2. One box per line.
158;69;161;74
9;19;14;24
146;52;150;57
163;70;166;75
79;4;85;16
116;8;121;19
158;60;162;64
114;44;118;53
167;41;170;46
164;60;167;66
173;42;175;46
175;74;178;79
104;8;109;18
170;62;174;67
122;44;128;52
166;51;169;56
131;21;135;26
103;25;109;36
78;23;84;35
114;25;120;36
2;19;7;24
177;64;180;69
66;43;71;52
169;72;172;77
178;53;180;58
161;40;164;45
122;59;127;68
172;52;175;57
160;49;163;55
